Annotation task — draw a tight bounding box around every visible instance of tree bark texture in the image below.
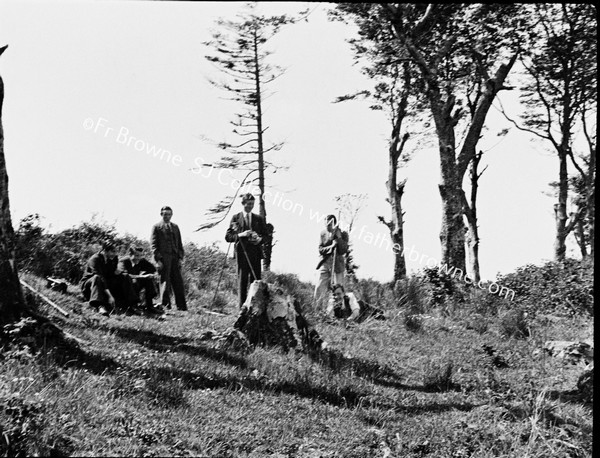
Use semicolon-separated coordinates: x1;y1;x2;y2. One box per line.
0;45;25;322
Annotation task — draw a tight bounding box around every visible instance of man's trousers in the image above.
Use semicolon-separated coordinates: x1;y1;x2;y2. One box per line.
237;254;261;307
158;257;187;309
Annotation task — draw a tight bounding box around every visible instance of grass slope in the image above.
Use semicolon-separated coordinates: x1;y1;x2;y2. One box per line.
1;273;593;457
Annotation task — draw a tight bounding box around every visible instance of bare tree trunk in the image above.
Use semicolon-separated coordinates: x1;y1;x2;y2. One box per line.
252;27;272;272
390;181;407;281
464;152;484;283
554;147;569;261
585;142;595;257
0;45;25;323
574;217;588;258
379;149;407;282
436;128;467;273
378;72;410;282
386;154;408;282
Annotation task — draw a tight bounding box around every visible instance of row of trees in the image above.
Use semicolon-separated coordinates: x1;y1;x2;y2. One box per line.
199;3;595;284
332;3;596;283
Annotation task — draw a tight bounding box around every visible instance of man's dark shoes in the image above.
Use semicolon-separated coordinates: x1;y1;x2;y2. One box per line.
177;305;188;311
98;306;110;317
126;305;144;316
147;305;164;315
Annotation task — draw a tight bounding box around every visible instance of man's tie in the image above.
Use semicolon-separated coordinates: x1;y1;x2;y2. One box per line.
245;214;250;230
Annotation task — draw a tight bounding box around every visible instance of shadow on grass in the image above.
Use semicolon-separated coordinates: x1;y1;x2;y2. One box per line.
307;347;462;393
97;323;465;398
104;325;249;370
135;364;478;415
44;335;120;375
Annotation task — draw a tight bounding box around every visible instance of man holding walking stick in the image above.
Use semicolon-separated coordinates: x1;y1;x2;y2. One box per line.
314;214;348;310
225;193;268;307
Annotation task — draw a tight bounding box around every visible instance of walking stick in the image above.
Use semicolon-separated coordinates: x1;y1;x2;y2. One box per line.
211;241;232;309
239;237;259;282
330;245;337;288
330;213;342;288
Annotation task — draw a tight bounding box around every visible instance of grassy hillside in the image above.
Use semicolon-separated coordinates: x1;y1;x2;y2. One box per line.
1;262;593;457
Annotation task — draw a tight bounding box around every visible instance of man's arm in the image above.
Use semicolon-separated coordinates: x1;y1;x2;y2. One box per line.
140;259;157;275
87;254;108;284
318;231;334;256
175;225;184;261
117;258;129;275
325;296;335;317
225;215;240;243
346;293;361;321
150;225;162;262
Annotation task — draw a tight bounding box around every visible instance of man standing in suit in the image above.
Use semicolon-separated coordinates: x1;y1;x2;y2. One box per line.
119;246;161;314
225;193;268;307
151;206;187;311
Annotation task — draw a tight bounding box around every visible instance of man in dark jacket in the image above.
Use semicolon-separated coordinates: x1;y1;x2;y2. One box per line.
119;246;160;313
80;241;140;316
151;206;187;310
225;193;268;307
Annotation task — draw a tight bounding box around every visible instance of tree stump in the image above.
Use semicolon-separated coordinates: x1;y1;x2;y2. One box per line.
233;280;325;352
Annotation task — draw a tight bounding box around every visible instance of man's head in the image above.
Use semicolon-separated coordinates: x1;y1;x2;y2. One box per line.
129;246;144;263
241;193;255;213
160;206;173;223
102;241;118;259
326;214;337;232
331;283;345;302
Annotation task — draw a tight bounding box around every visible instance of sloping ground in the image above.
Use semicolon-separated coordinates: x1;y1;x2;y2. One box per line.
1;273;593;457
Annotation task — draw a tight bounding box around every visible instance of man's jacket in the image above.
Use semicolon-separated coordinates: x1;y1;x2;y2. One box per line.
151;221;184;262
118;257;157;276
80;251;117;286
225;212;268;262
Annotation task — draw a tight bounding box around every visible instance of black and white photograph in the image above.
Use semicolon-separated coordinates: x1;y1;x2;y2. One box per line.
0;2;595;456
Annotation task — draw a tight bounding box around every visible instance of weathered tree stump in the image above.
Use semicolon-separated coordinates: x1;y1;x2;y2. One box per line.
233;280;325;352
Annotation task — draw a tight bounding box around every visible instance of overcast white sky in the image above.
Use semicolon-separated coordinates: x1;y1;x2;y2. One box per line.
0;1;577;284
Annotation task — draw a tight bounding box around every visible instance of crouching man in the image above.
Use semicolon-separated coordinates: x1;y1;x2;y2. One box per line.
80;241;141;316
119;246;162;314
326;283;385;323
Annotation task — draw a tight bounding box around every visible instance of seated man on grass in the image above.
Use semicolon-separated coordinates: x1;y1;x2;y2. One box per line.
80;241;143;316
326;283;386;323
118;246;162;314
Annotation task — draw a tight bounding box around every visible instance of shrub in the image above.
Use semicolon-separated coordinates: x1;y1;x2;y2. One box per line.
499;309;530;339
15;215;125;284
182;242;236;300
422;266;457;306
465;313;489;334
262;271;315;312
353;277;395;309
495;258;594;316
403;312;423;332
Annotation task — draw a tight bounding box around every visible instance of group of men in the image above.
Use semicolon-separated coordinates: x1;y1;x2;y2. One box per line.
81;194;381;323
80;206;187;316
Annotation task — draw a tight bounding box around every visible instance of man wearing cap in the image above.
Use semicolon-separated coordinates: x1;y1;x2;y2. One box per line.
151;206;187;311
225;193;268;307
